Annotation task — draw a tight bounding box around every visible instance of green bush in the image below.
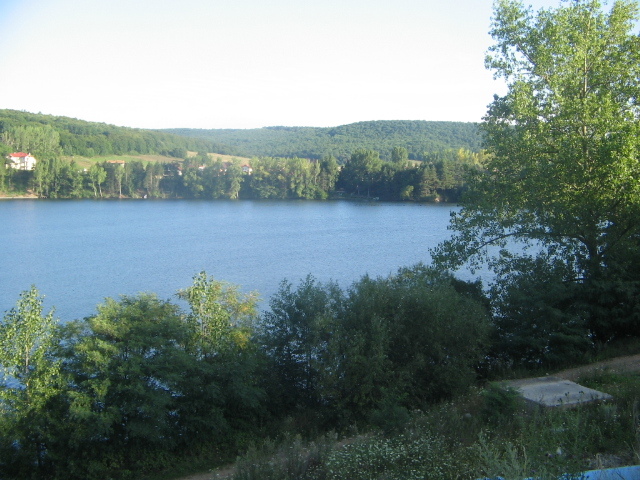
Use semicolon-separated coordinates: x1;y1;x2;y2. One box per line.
259;265;492;426
481;383;524;425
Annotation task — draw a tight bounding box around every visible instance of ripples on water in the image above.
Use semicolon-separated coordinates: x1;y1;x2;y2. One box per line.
0;199;461;320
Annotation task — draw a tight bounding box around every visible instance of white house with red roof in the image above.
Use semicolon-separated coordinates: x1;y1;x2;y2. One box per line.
6;152;37;170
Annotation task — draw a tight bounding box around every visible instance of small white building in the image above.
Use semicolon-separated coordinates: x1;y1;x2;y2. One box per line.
6;152;37;170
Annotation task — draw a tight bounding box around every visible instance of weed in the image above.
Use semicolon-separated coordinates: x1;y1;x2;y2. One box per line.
481;383;524;426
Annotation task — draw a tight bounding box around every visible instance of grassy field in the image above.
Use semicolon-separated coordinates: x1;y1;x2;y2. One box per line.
186;151;253;164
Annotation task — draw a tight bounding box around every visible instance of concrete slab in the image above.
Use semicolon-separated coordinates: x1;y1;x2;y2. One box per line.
503;376;613;408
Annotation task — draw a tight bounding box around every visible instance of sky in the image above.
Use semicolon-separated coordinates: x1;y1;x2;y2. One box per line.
0;0;563;130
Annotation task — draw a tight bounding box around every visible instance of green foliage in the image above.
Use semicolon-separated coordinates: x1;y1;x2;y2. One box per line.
368;398;411;436
60;294;194;475
231;370;640;480
0;109;230;158
0;286;58;388
259;265;491;425
324;430;461;480
0;110;479;201
174;272;265;444
489;255;593;367
481;383;524;425
1;277;639;479
232;427;465;480
1;124;61;158
259;276;343;413
436;0;640;268
0;275;266;479
337;148;383;197
177;271;259;356
433;0;640;350
0;287;61;479
241;156;332;200
165;120;482;162
338;265;491;411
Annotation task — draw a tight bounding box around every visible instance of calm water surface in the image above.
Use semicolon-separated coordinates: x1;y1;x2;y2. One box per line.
0;200;460;320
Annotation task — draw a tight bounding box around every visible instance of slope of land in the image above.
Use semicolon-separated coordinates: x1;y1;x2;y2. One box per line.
161;120;482;162
173;353;640;480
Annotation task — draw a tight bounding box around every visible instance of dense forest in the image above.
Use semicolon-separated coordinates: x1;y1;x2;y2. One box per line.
0;109;238;158
0;110;486;202
162;120;482;162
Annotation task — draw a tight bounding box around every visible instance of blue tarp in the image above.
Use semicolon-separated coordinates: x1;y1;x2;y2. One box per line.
483;465;640;480
578;465;640;480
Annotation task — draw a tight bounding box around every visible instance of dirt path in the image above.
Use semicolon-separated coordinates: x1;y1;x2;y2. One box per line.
553;353;640;381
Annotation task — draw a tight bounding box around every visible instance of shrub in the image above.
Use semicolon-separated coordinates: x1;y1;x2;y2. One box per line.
323;430;463;480
481;383;524;426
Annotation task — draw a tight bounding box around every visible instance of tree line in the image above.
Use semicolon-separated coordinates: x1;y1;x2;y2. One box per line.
0;147;485;202
0;267;493;480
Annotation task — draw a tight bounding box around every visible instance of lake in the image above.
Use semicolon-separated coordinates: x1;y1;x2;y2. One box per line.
0;199;463;320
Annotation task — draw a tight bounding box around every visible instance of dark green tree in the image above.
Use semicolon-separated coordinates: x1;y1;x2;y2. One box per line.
59;294;194;476
327;266;490;418
391;146;409;164
338;148;383;197
259;276;343;412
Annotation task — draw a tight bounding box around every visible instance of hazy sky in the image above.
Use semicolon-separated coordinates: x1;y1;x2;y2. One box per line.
1;0;563;129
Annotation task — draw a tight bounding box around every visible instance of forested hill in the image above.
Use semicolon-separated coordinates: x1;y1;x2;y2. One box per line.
161;120;482;162
0;111;481;162
0;109;241;158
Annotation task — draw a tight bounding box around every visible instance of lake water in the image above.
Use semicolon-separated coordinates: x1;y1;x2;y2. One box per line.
0;199;462;320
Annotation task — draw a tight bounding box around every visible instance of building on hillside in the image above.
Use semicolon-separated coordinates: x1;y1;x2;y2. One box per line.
6;152;37;170
107;160;126;167
242;164;253;174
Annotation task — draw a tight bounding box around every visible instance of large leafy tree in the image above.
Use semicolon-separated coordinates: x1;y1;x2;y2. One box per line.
176;273;264;442
59;294;193;475
259;276;343;412
338;148;383;197
0;287;62;478
434;0;640;339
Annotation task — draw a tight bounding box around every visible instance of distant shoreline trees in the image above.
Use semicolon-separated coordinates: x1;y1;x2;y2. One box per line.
0;110;484;201
0;149;484;202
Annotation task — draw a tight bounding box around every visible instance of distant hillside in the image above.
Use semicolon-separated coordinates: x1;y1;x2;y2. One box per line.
0;109;241;158
161;120;482;162
0;111;482;163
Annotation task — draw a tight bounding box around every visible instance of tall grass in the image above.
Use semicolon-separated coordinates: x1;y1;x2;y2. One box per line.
229;372;640;480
